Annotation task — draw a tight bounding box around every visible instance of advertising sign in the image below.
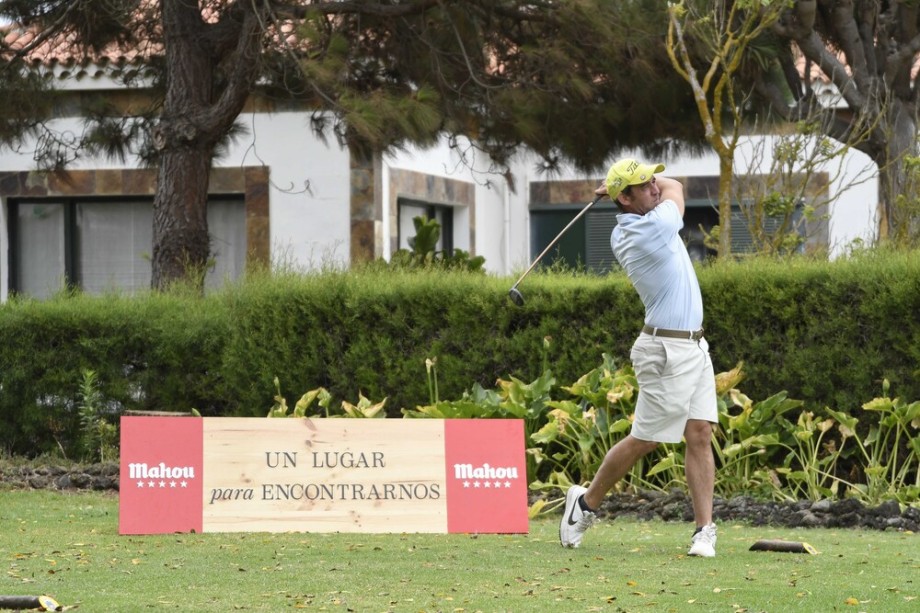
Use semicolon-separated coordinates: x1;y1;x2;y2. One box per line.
119;417;528;535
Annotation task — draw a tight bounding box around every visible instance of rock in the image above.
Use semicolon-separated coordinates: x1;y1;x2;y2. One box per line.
594;488;918;532
795;511;823;527
830;497;864;514
871;500;901;518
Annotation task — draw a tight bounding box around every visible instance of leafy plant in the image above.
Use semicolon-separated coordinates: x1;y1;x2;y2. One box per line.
385;216;486;272
76;369;118;463
266;377;333;418
711;363;803;500
401;382;505;419
265;355;919;510
827;380;920;504
340;393;388;418
267;376;386;419
775;410;844;501
529;354;635;491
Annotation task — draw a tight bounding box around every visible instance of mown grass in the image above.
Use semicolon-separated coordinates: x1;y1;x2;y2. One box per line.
2;491;917;612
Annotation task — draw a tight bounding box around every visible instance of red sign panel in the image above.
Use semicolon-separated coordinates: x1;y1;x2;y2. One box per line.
119;416;203;535
443;419;529;533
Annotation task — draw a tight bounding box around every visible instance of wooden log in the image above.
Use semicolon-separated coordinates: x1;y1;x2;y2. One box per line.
749;539;818;554
0;595;60;610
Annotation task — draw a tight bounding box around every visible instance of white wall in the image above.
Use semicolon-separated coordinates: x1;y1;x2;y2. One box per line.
0;111;354;299
822;149;879;252
226;110;352;271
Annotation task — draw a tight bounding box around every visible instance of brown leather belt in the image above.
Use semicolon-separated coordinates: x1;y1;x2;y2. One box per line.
642;325;704;340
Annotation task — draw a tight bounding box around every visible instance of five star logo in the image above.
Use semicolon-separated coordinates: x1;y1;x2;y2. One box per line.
137;479;190;488
462;480;513;489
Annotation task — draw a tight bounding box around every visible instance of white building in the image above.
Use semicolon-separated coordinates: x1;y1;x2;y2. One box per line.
0;60;879;301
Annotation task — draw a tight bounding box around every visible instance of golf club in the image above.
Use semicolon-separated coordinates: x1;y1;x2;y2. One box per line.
508;193;606;306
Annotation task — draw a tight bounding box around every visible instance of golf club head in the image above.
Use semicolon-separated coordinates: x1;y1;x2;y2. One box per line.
508;287;525;306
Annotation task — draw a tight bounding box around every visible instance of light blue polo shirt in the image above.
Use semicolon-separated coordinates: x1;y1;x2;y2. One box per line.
611;200;703;331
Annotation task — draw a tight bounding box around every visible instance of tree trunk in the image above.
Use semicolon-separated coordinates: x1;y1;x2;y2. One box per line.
151;144;213;290
718;153;733;256
150;1;216;291
149;1;264;291
877;100;918;246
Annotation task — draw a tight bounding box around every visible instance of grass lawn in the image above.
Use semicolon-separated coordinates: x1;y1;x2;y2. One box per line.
1;490;917;612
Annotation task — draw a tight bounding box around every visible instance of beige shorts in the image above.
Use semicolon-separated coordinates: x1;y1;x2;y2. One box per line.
628;333;717;444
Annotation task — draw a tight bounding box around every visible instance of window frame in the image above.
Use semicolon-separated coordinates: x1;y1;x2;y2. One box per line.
8;194;247;297
396;197;455;254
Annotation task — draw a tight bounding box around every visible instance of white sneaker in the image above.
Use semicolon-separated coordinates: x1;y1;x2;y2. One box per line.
559;485;596;548
688;522;717;557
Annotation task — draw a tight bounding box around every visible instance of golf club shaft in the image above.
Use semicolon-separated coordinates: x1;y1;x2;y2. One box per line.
511;194;605;289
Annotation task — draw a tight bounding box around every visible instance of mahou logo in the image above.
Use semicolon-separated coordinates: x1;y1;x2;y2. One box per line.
129;461;196;489
452;462;520;491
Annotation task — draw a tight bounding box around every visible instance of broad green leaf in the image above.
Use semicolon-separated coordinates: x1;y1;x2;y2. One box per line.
577;432;596;453
530;421;561;444
646;454;676;477
862;397;894;413
824;406;858;435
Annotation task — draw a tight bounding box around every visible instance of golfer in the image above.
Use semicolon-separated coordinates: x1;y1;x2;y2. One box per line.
559;158;718;557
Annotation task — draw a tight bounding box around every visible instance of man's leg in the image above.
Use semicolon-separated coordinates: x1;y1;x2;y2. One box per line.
583;434;658;510
684;418;718;557
683;418;715;525
560;433;657;548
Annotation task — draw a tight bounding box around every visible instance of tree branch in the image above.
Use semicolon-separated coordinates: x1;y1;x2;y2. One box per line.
204;1;267;135
826;0;871;95
796;30;865;109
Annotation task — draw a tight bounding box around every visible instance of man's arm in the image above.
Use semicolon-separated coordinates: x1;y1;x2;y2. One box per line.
657;176;685;216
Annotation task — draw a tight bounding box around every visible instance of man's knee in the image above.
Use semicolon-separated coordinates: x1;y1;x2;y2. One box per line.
619;435;659;458
684;420;714;447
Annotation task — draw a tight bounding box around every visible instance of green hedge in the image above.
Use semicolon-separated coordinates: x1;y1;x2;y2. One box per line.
701;252;920;413
0;293;228;454
2;251;919;456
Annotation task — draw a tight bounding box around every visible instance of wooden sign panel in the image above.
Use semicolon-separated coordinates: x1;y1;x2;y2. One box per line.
119;417;528;535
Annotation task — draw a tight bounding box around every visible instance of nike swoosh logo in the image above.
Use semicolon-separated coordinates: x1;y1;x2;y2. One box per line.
566;499;580;526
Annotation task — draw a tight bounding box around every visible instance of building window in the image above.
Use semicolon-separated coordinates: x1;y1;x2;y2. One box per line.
9;196;246;299
682;202;719;262
397;199;454;253
529;205;619;273
529;200;795;270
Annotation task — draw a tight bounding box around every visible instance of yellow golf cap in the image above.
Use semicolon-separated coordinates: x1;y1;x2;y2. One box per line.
606;158;665;195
